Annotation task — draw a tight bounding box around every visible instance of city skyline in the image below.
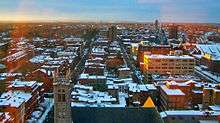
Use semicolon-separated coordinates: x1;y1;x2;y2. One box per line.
0;0;220;23
1;2;220;122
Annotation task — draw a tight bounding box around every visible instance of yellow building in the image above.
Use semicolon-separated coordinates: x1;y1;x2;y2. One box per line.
143;54;195;75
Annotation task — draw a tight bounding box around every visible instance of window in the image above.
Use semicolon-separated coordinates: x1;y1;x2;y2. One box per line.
171;117;176;120
62;94;66;102
58;94;62;102
155;59;161;62
189;60;194;62
178;116;184;120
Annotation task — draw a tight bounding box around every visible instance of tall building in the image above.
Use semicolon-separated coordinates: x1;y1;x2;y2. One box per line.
159;29;169;45
155;19;159;32
108;26;117;42
169;24;178;39
137;44;172;68
54;69;72;123
154;20;168;45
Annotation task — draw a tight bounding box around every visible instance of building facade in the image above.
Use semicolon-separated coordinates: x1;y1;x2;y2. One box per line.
160;85;186;110
143;54;195;75
53;70;72;123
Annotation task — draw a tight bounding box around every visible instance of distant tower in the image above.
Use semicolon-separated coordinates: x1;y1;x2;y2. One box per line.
160;29;168;45
108;26;117;42
169;24;178;39
54;68;72;123
155;19;159;31
154;20;160;35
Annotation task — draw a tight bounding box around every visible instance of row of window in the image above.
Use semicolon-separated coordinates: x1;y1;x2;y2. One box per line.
152;59;194;62
57;94;66;102
159;63;195;66
148;67;194;69
170;116;197;121
148;70;194;74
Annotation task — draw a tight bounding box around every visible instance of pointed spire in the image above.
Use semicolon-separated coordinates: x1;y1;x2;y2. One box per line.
143;96;155;108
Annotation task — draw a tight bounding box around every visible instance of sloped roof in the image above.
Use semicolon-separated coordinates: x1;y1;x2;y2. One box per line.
196;44;220;60
143;97;155;108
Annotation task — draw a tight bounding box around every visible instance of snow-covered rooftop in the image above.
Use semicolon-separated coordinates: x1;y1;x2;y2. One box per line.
145;54;194;60
152;74;200;82
196;44;220;60
30;55;52;64
161;85;185;96
0;91;32;108
160;110;220;118
79;73;106;80
8;80;40;89
71;84;127;108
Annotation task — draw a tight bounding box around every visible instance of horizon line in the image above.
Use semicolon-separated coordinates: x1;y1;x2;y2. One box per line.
0;20;219;25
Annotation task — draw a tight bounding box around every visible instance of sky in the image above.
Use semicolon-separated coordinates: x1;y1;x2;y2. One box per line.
0;0;219;23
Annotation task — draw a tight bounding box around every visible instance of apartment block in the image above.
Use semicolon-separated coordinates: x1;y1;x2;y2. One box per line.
143;54;195;75
160;85;186;110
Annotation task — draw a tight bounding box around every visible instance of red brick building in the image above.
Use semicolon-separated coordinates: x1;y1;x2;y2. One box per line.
25;69;53;92
6;80;44;120
0;112;14;123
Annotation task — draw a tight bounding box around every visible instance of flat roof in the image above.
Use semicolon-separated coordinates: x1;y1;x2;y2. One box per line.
0;91;32;108
79;73;106;80
8;80;40;89
161;110;220;118
161;85;185;96
144;54;194;60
